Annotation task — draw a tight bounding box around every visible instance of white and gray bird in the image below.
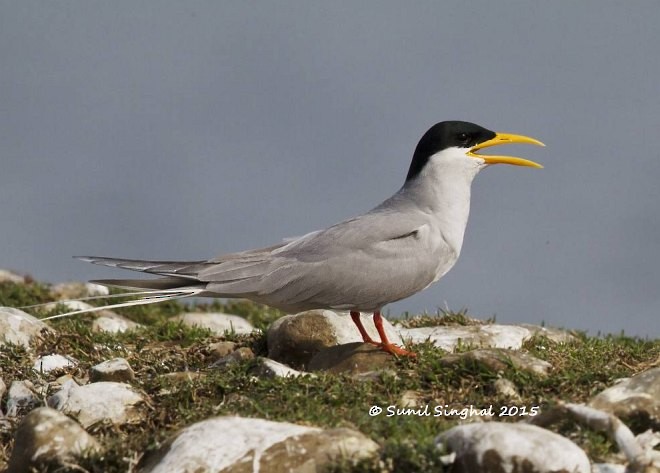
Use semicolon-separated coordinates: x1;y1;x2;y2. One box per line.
42;121;544;357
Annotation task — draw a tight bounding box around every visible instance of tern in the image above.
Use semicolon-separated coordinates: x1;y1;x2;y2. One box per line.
41;121;544;357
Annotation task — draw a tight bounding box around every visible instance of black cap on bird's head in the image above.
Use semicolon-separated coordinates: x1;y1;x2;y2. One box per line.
405;121;544;182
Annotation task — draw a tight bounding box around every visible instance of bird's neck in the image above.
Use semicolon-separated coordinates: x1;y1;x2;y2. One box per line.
397;161;481;255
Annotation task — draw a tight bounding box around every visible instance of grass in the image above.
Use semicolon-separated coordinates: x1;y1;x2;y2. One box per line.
1;280;659;472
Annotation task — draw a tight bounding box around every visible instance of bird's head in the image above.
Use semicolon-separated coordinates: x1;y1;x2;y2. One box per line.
405;121;544;182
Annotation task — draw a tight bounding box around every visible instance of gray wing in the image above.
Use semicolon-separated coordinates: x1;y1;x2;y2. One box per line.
82;208;454;312
199;208;454;311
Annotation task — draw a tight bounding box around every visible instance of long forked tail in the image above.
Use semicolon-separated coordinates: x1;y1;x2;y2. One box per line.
23;255;211;321
24;287;205;321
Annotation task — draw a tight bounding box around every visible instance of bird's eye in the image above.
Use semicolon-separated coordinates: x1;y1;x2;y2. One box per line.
456;133;469;143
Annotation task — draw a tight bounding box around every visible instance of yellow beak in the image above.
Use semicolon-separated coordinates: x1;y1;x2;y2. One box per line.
467;132;545;168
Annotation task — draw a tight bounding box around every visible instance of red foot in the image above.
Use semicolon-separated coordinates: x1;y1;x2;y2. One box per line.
350;310;416;358
372;341;415;357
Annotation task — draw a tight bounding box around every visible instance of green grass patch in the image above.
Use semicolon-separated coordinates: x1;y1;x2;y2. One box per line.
1;282;658;472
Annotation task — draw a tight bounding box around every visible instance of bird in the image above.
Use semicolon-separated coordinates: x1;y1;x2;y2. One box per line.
41;121;544;357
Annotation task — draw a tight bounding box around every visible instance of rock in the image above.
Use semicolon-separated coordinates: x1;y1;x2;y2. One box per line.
0;377;6;403
0;307;52;349
0;269;26;283
138;415;378;473
436;422;591;473
250;358;313;379
32;354;78;374
50;281;109;300
493;378;522;401
399;324;532;351
7;407;100;473
90;358;135;383
589;367;660;430
6;380;40;417
440;348;552;377
307;342;395;374
207;341;237;361
42;299;96;312
399;390;424;408
519;324;577;343
92;312;142;333
210;347;255;368
173;312;254;335
48;380;145;428
267;310;402;368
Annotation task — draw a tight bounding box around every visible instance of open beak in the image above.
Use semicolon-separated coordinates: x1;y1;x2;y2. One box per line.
467;132;545;168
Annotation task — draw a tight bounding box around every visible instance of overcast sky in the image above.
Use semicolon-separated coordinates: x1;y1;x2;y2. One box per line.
2;1;658;337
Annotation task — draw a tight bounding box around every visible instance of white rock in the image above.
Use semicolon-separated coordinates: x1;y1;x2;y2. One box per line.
399;324;532;351
42;300;95;312
173;312;255;335
48;381;144;428
32;354;78;374
7;407;100;472
6;380;40;417
0;307;51;348
252;358;313;379
0;269;26;283
92;313;142;333
139;416;378;473
51;281;110;299
0;377;6;402
146;416;315;473
589;367;660;426
493;378;522;401
436;422;591;473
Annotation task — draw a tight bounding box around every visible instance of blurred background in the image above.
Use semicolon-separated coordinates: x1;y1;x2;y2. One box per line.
2;1;658;336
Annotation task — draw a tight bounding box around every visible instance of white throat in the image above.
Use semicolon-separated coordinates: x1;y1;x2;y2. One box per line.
399;147;484;255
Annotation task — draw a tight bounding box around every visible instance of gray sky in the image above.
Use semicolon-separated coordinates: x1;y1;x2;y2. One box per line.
2;1;659;337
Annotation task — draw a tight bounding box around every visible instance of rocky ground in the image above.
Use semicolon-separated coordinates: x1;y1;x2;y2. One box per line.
0;269;658;472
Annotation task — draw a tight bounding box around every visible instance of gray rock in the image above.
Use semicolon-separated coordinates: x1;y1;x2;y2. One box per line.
90;357;135;383
0;307;52;349
307;342;395;374
7;407;100;473
251;358;313;379
400;323;532;351
138;415;378;473
173;312;255;335
267;310;402;368
440;348;552;377
436;422;591;473
32;354;78;374
589;367;660;430
6;380;40;417
211;346;255;368
48;380;145;428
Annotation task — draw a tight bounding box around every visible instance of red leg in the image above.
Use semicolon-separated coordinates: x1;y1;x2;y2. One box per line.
373;311;416;357
350;311;377;344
